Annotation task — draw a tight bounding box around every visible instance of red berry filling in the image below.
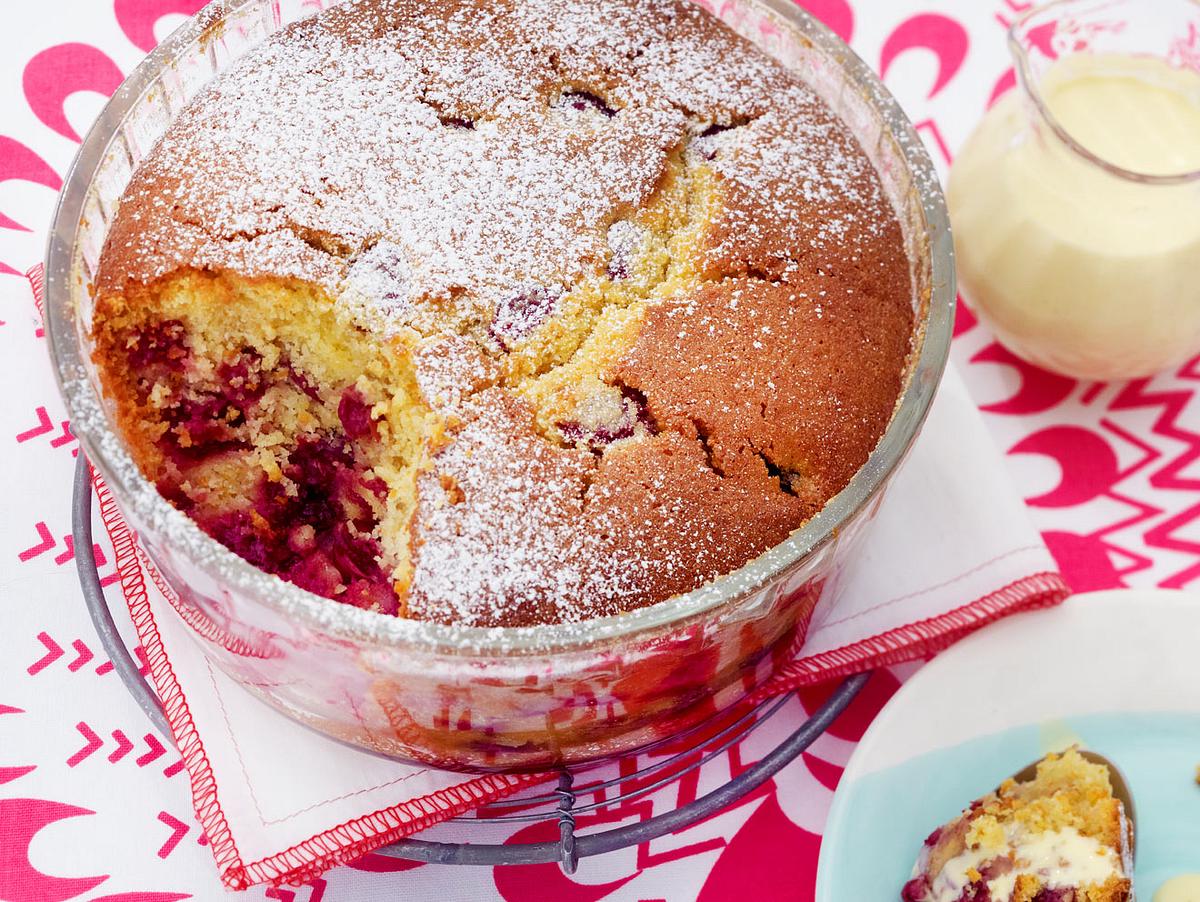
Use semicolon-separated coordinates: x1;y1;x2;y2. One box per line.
557;387;653;451
691;123;736;161
286;363;322;401
154;348;268;463
606;219;646;281
978;858;1013;882
489;286;561;349
440;115;476;130
957;882;990;902
122;308;403;614
126;323;399;612
607;258;630;281
128;319;189;369
901;876;930;902
559;90;616;117
196;435;398;611
338;387;376;439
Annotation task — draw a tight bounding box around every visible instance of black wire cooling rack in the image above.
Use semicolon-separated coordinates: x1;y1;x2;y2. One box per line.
72;455;866;873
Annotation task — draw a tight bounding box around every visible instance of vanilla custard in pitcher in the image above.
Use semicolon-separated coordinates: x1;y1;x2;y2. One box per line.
949;24;1200;381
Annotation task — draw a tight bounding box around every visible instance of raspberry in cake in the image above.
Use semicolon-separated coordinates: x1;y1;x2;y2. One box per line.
903;749;1133;902
91;0;915;627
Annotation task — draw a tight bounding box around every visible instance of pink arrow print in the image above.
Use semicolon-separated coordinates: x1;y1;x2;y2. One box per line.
54;536;78;566
66;639;94;671
18;522;55;561
137;733;166;767
54;535;109;567
137;734;183;777
63;721;179;772
16;407;52;442
27;632;64;674
27;631;118;675
266;881;327;902
18;518;55;561
51;420;74;447
21;528;117;582
16;408;74;446
156;812;190;858
67;721;104;767
108;730;134;763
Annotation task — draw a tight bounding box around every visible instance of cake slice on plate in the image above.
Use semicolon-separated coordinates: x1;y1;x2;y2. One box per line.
902;747;1133;901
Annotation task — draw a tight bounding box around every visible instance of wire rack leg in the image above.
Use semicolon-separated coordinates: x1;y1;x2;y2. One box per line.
555;770;578;875
73;455;171;735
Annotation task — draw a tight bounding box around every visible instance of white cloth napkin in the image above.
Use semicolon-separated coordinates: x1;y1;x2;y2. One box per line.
94;362;1065;888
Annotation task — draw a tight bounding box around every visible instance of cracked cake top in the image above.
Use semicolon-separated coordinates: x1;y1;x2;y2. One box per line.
93;0;915;627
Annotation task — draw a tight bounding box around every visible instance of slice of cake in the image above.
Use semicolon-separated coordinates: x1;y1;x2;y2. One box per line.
902;748;1133;902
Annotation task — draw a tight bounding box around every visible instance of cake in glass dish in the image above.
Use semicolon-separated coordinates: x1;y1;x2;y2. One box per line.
91;0;914;628
903;749;1133;902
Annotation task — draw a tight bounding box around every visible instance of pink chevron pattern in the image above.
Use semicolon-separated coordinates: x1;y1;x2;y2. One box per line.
18;521;55;561
67;721;104;767
156;812;191;858
27;631;64;674
2;1;1197;900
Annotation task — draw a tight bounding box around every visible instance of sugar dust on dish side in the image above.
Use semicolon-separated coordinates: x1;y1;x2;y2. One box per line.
948;52;1200;382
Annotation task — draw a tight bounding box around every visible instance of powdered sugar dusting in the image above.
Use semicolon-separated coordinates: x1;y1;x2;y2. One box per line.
412;335;500;416
100;0;891;331
409;388;600;626
96;0;912;626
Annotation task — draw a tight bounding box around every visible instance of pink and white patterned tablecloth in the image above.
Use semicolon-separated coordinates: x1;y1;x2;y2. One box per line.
3;1;1198;899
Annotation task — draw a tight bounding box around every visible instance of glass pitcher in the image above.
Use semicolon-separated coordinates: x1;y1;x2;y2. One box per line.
948;0;1200;381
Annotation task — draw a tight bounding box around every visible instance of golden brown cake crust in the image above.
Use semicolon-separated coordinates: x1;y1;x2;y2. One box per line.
93;0;915;627
613;270;912;517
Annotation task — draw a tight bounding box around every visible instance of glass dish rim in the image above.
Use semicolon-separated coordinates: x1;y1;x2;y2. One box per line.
44;0;955;656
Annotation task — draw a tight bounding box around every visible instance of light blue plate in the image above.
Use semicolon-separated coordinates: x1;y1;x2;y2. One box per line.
815;590;1200;901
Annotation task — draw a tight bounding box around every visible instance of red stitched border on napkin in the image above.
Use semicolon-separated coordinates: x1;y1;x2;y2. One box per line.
91;470;545;888
751;572;1069;702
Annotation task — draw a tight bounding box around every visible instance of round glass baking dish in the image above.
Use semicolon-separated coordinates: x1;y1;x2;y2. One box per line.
45;0;954;771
